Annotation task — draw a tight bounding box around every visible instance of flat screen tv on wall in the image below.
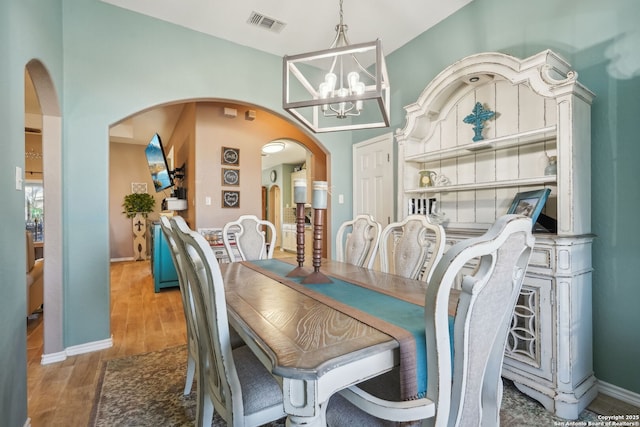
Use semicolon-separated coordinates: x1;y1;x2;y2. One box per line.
144;133;174;192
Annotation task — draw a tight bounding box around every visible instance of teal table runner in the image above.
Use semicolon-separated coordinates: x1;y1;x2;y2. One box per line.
247;259;454;399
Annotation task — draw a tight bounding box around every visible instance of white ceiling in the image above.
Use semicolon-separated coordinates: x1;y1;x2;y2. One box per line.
101;0;473;59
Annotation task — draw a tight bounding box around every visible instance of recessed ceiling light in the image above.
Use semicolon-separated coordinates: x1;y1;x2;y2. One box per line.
262;142;285;154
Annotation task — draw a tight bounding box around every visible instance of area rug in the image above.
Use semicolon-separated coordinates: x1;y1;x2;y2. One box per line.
90;345;285;427
90;345;600;426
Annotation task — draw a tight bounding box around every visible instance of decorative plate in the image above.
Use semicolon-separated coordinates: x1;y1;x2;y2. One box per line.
222;190;240;208
222;147;240;166
222;168;240;186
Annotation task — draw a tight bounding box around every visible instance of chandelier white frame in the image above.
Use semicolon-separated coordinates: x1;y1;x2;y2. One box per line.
282;0;390;133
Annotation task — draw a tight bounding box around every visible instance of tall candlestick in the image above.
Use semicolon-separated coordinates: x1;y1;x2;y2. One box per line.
301;208;332;284
312;181;328;209
302;182;331;284
286;201;310;278
294;178;307;204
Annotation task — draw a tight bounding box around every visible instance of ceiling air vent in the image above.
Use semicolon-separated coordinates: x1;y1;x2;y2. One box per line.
247;11;286;33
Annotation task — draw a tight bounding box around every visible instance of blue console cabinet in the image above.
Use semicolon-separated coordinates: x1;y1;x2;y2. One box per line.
149;222;179;292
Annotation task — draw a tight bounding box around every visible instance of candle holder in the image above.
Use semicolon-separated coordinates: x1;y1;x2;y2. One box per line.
302;181;332;284
286;202;310;277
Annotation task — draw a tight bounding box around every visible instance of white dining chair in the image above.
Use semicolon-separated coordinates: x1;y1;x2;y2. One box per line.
335;214;382;269
158;215;199;395
378;214;445;282
325;214;535;427
222;215;276;262
171;217;286;427
160;216;245;395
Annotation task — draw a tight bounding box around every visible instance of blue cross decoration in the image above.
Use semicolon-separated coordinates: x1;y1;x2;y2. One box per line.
463;102;496;141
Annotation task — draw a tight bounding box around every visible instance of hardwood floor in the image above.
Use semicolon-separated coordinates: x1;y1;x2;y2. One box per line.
27;260;187;426
26;258;639;426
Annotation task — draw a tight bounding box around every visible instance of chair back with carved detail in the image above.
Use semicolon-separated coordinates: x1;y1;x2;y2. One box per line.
336;214;382;269
171;217;285;427
327;215;535;427
378;215;445;282
223;215;276;262
159;216;198;396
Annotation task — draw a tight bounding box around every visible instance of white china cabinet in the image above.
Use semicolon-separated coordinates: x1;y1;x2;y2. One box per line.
396;50;596;419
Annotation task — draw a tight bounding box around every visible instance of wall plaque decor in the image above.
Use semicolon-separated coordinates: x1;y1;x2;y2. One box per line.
221;147;240;166
462;102;496;141
222;168;240;186
130;182;148;194
222;190;240;208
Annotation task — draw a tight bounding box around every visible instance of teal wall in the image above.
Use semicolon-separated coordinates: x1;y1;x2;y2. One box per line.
1;1;63;424
1;0;639;424
59;0;351;347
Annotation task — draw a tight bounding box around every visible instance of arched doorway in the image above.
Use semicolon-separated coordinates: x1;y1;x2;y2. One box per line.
25;60;64;360
109;100;329;261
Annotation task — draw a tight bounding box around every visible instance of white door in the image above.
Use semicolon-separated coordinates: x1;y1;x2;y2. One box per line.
353;133;394;226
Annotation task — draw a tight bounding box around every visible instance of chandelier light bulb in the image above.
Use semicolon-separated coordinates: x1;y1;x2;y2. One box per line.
347;71;360;90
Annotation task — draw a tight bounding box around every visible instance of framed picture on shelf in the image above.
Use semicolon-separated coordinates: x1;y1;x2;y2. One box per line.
507;188;551;228
221;147;240;166
222;168;240;186
222;190;240;208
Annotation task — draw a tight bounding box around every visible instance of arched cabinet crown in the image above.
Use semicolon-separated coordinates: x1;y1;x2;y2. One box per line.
396;50;597;419
396;50;594;236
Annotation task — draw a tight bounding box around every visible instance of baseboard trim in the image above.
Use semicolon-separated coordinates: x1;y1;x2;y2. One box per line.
110;256;135;262
66;336;113;356
40;336;113;365
40;350;67;365
599;379;640;408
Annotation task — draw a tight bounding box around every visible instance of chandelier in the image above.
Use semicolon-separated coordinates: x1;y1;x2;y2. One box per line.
283;0;390;133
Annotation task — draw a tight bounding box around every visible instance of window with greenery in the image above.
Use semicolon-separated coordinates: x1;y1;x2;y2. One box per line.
25;181;44;242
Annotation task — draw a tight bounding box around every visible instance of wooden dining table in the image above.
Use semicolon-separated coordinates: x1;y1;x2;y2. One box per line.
220;258;458;427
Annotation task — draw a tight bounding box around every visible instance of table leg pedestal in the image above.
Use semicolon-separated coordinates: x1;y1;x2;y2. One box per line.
283;378;324;427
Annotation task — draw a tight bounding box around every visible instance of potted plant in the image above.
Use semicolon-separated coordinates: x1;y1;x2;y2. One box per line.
122;192;156;218
122;192;156;260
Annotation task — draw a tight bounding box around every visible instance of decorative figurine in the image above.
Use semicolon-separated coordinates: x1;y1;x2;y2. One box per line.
463;102;496;141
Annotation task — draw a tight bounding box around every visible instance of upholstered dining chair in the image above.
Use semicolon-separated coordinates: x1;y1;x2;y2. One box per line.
325;214;535;427
335;214;382;269
159;215;198;396
161;216;246;397
222;215;277;262
378;214;446;282
26;231;44;316
171;217;286;427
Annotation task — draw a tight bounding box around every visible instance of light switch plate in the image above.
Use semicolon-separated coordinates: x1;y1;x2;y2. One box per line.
16;166;23;190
